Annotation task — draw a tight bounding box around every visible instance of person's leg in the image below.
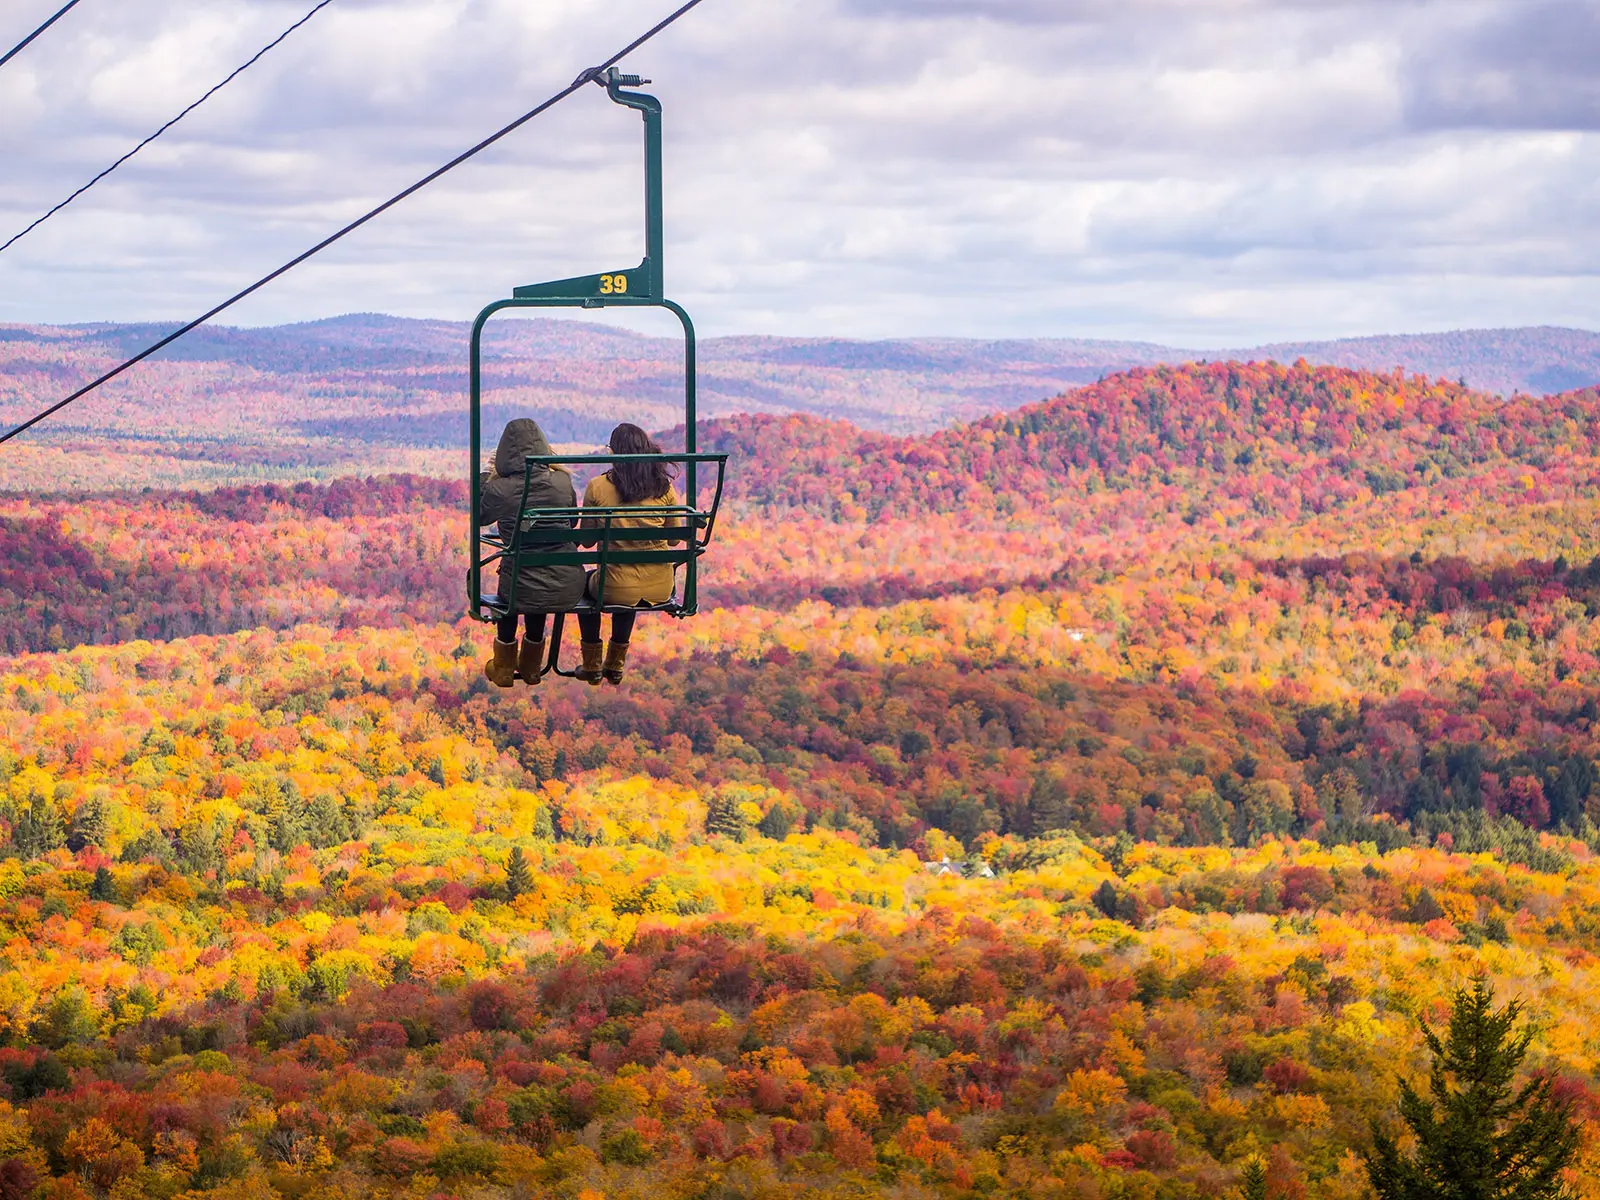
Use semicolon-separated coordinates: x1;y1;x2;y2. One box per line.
577;607;605;685
516;612;548;685
602;610;638;684
486;611;519;687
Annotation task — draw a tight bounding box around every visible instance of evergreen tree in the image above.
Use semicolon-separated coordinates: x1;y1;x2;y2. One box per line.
307;793;349;850
505;845;532;900
1366;976;1579;1200
176;816;225;877
1093;879;1120;918
88;866;116;904
705;792;750;841
67;796;106;851
757;803;795;842
1237;1157;1268;1200
12;800;65;859
267;782;308;854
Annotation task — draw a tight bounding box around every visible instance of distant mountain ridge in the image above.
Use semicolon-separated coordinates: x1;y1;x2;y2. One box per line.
1242;327;1600;397
4;316;1597;432
4;317;1600;492
20;315;1598;390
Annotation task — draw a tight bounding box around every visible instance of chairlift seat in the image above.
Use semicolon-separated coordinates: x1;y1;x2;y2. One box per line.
472;453;727;679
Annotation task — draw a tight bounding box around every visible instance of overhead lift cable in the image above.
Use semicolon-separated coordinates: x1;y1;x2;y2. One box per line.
1;0;336;257
0;0;707;446
0;0;84;72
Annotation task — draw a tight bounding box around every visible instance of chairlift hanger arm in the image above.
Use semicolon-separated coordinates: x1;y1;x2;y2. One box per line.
512;69;664;303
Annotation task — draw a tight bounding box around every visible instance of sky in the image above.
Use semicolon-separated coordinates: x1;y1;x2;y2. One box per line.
0;0;1597;344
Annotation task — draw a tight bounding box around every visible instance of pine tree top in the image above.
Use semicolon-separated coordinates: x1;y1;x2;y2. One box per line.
1365;976;1579;1200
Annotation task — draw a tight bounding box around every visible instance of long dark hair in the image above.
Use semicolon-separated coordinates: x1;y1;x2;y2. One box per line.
605;423;674;503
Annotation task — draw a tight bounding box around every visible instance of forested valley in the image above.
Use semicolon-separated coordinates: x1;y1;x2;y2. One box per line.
1;360;1599;1198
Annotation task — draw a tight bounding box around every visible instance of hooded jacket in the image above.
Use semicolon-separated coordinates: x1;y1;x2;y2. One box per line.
580;472;684;606
478;419;587;613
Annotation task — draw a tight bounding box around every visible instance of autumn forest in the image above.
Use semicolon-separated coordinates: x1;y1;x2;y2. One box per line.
2;358;1600;1198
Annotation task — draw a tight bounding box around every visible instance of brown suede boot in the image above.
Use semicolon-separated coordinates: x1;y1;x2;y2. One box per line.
517;638;545;685
577;641;605;685
602;640;630;685
483;639;518;688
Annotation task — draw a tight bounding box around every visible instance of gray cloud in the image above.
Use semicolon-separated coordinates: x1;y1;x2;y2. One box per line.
1403;1;1600;131
0;0;1596;343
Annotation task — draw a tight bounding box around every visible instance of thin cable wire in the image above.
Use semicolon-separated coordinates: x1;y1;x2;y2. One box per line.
2;0;335;257
1;0;707;445
0;0;83;71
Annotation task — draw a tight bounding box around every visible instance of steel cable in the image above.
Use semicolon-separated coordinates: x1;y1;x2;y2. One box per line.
1;0;336;257
0;0;84;72
1;0;707;445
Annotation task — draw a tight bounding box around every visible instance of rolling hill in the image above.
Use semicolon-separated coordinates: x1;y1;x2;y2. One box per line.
692;359;1600;518
2;357;1600;1197
3;318;1600;492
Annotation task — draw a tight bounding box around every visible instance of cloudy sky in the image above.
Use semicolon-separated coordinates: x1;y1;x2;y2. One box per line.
1;0;1597;342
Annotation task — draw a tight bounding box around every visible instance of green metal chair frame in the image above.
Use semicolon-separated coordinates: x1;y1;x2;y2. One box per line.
475;451;727;678
466;68;728;680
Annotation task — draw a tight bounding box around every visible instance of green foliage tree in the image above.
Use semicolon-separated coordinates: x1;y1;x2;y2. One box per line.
758;801;797;842
88;866;117;903
1238;1156;1268;1200
177;815;225;876
267;782;308;854
706;792;750;842
307;793;350;850
31;986;100;1048
68;796;107;850
1093;879;1120;918
1365;976;1579;1200
505;845;532;900
1408;888;1446;925
12;799;65;859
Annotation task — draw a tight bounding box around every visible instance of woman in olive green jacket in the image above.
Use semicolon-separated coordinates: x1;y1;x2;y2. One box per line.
478;419;587;686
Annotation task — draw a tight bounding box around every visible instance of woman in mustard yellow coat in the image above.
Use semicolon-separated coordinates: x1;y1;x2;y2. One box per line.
576;423;684;684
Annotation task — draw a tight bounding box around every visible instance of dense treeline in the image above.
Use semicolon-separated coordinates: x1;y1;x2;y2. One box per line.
506;656;1600;850
1257;551;1600;622
0;477;465;653
691;362;1600;518
7;361;1600;656
3;618;1596;888
1;349;1599;1196
3;629;1600;1196
188;475;468;522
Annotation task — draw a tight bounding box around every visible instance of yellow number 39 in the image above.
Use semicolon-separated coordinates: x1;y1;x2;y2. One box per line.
599;273;628;294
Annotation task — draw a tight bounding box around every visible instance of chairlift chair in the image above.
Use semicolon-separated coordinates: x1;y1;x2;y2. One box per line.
468;68;727;679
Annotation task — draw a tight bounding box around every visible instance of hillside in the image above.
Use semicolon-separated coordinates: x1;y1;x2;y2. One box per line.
10;361;1600;649
1;359;1599;1197
5;362;1599;844
695;360;1600;518
2;598;1600;1196
3;318;1599;491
